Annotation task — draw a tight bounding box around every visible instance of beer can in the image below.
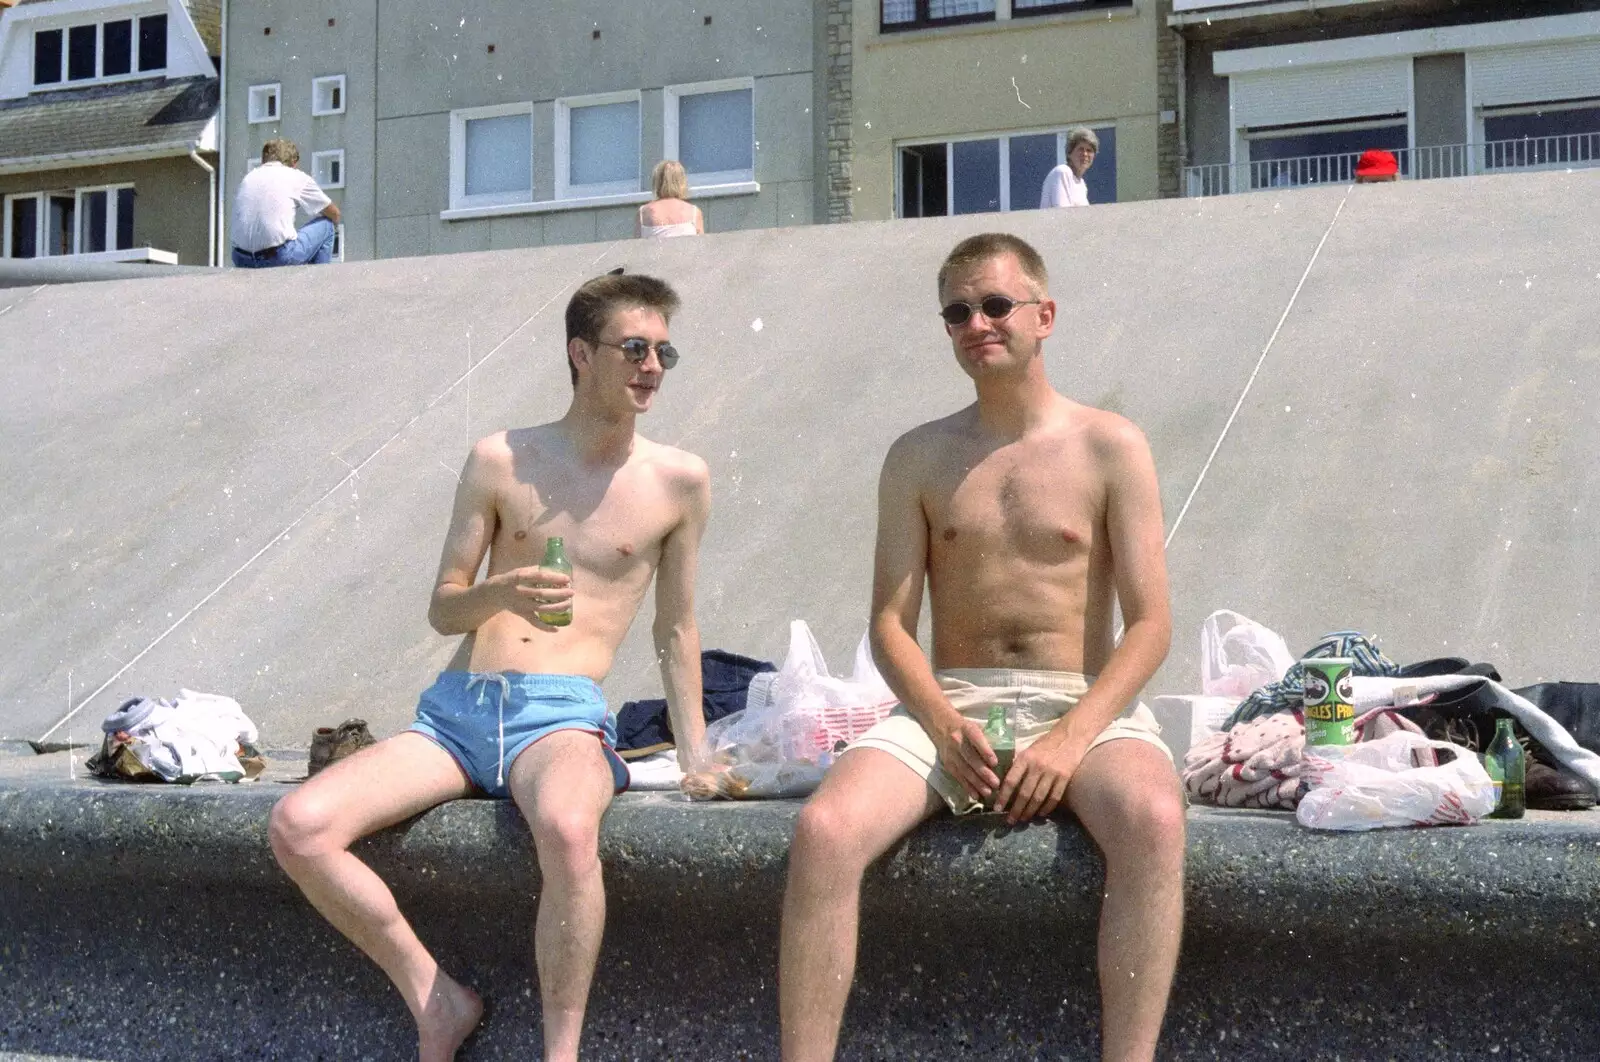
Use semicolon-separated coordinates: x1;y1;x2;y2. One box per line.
1302;658;1355;746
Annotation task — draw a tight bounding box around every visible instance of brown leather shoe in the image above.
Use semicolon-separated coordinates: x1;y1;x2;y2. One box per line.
307;719;376;777
1411;708;1596;811
1525;757;1597;811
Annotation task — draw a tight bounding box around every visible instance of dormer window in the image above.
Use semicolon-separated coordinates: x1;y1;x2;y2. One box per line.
31;12;167;88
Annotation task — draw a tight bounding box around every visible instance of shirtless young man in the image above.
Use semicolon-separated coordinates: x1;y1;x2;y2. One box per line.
269;272;712;1062
778;233;1184;1062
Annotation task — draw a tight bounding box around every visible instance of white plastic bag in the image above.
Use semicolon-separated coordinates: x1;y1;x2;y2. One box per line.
1295;732;1496;831
1200;609;1295;698
689;621;897;799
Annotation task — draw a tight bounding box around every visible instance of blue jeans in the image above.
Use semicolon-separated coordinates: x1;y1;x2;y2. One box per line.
232;217;336;268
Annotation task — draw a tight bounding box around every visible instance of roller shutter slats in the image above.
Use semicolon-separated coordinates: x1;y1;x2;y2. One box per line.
1233;59;1410;130
1472;41;1600;108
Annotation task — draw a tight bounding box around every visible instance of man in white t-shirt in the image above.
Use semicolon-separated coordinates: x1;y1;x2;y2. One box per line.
1039;127;1100;210
231;138;342;268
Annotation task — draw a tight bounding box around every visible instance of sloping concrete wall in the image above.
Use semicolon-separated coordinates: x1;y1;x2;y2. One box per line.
4;169;1597;746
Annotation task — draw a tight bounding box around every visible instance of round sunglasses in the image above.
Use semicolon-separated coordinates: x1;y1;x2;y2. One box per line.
593;337;680;370
938;295;1041;327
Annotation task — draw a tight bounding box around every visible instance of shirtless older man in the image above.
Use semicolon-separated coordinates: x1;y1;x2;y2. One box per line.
778;233;1184;1062
269;272;711;1062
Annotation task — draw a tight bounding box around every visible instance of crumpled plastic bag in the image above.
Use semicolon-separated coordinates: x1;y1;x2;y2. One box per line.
1295;731;1495;831
1183;706;1426;810
1200;609;1294;699
683;621;896;800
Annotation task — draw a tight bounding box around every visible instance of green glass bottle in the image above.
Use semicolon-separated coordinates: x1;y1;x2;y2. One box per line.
537;536;573;627
982;704;1015;801
1485;718;1525;820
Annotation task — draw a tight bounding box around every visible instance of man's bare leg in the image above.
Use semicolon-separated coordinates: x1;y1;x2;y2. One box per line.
1065;740;1186;1062
507;731;616;1062
779;748;945;1062
269;733;483;1062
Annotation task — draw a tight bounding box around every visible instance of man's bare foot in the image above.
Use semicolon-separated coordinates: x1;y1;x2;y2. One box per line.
417;972;484;1062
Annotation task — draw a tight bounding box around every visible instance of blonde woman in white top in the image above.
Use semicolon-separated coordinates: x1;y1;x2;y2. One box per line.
637;160;705;239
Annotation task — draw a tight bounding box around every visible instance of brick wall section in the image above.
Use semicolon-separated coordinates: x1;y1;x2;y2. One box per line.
824;0;854;223
1156;0;1183;198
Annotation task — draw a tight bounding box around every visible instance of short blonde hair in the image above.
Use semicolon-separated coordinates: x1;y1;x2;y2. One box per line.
1066;127;1100;154
652;159;690;200
937;233;1050;300
261;138;300;167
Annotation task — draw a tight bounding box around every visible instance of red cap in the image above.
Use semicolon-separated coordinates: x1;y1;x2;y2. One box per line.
1354;149;1399;178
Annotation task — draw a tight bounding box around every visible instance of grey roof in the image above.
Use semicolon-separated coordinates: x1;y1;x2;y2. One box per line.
0;75;218;167
9;0;221;56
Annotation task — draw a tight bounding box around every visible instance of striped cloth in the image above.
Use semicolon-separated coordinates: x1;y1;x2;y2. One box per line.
1223;631;1400;730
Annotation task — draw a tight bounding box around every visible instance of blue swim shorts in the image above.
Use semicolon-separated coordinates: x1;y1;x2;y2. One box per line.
408;672;630;798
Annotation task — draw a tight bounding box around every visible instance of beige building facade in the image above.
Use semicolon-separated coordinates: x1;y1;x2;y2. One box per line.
841;0;1179;223
0;155;213;264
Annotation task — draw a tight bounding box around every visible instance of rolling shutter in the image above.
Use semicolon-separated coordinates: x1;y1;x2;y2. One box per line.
1472;41;1600;108
1232;59;1410;130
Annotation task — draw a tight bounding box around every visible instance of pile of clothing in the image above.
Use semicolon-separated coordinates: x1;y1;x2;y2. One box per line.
1181;612;1600;814
1185;705;1424;810
614;649;776;790
87;690;264;784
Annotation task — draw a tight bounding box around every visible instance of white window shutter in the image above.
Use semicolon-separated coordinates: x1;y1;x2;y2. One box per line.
1472;41;1600;108
1233;59;1410;130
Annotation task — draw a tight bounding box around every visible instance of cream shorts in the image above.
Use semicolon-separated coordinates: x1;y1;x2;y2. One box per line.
847;668;1169;816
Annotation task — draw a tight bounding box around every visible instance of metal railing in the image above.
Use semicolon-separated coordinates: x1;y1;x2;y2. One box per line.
1183;132;1600;197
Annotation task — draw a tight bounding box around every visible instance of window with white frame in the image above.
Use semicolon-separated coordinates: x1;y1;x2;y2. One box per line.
897;126;1116;217
1243;120;1407;188
556;91;641;199
449;103;534;210
247;83;281;123
881;0;995;32
6;194;43;258
1470;37;1600;171
1226;58;1411;186
5;185;135;258
1480;99;1600;171
312;75;345;116
665;79;755;186
312;150;345;189
1011;0;1133;17
31;13;166;88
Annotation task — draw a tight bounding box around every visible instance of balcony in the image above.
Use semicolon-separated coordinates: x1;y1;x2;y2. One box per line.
1183;132;1600;197
1169;0;1396;27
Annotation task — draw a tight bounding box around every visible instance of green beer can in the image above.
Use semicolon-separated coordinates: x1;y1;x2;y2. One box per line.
1302;658;1355;746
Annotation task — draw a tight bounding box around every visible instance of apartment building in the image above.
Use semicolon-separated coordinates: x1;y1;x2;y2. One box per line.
1172;0;1600;194
225;0;827;262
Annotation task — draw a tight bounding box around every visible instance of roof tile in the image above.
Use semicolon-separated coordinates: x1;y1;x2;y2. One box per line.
0;75;218;167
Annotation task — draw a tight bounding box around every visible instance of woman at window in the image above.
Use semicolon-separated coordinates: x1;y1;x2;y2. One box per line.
637;161;704;239
1039;127;1099;209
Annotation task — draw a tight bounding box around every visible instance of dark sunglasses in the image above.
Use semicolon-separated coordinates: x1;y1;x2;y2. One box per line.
594;337;679;369
938;295;1041;327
